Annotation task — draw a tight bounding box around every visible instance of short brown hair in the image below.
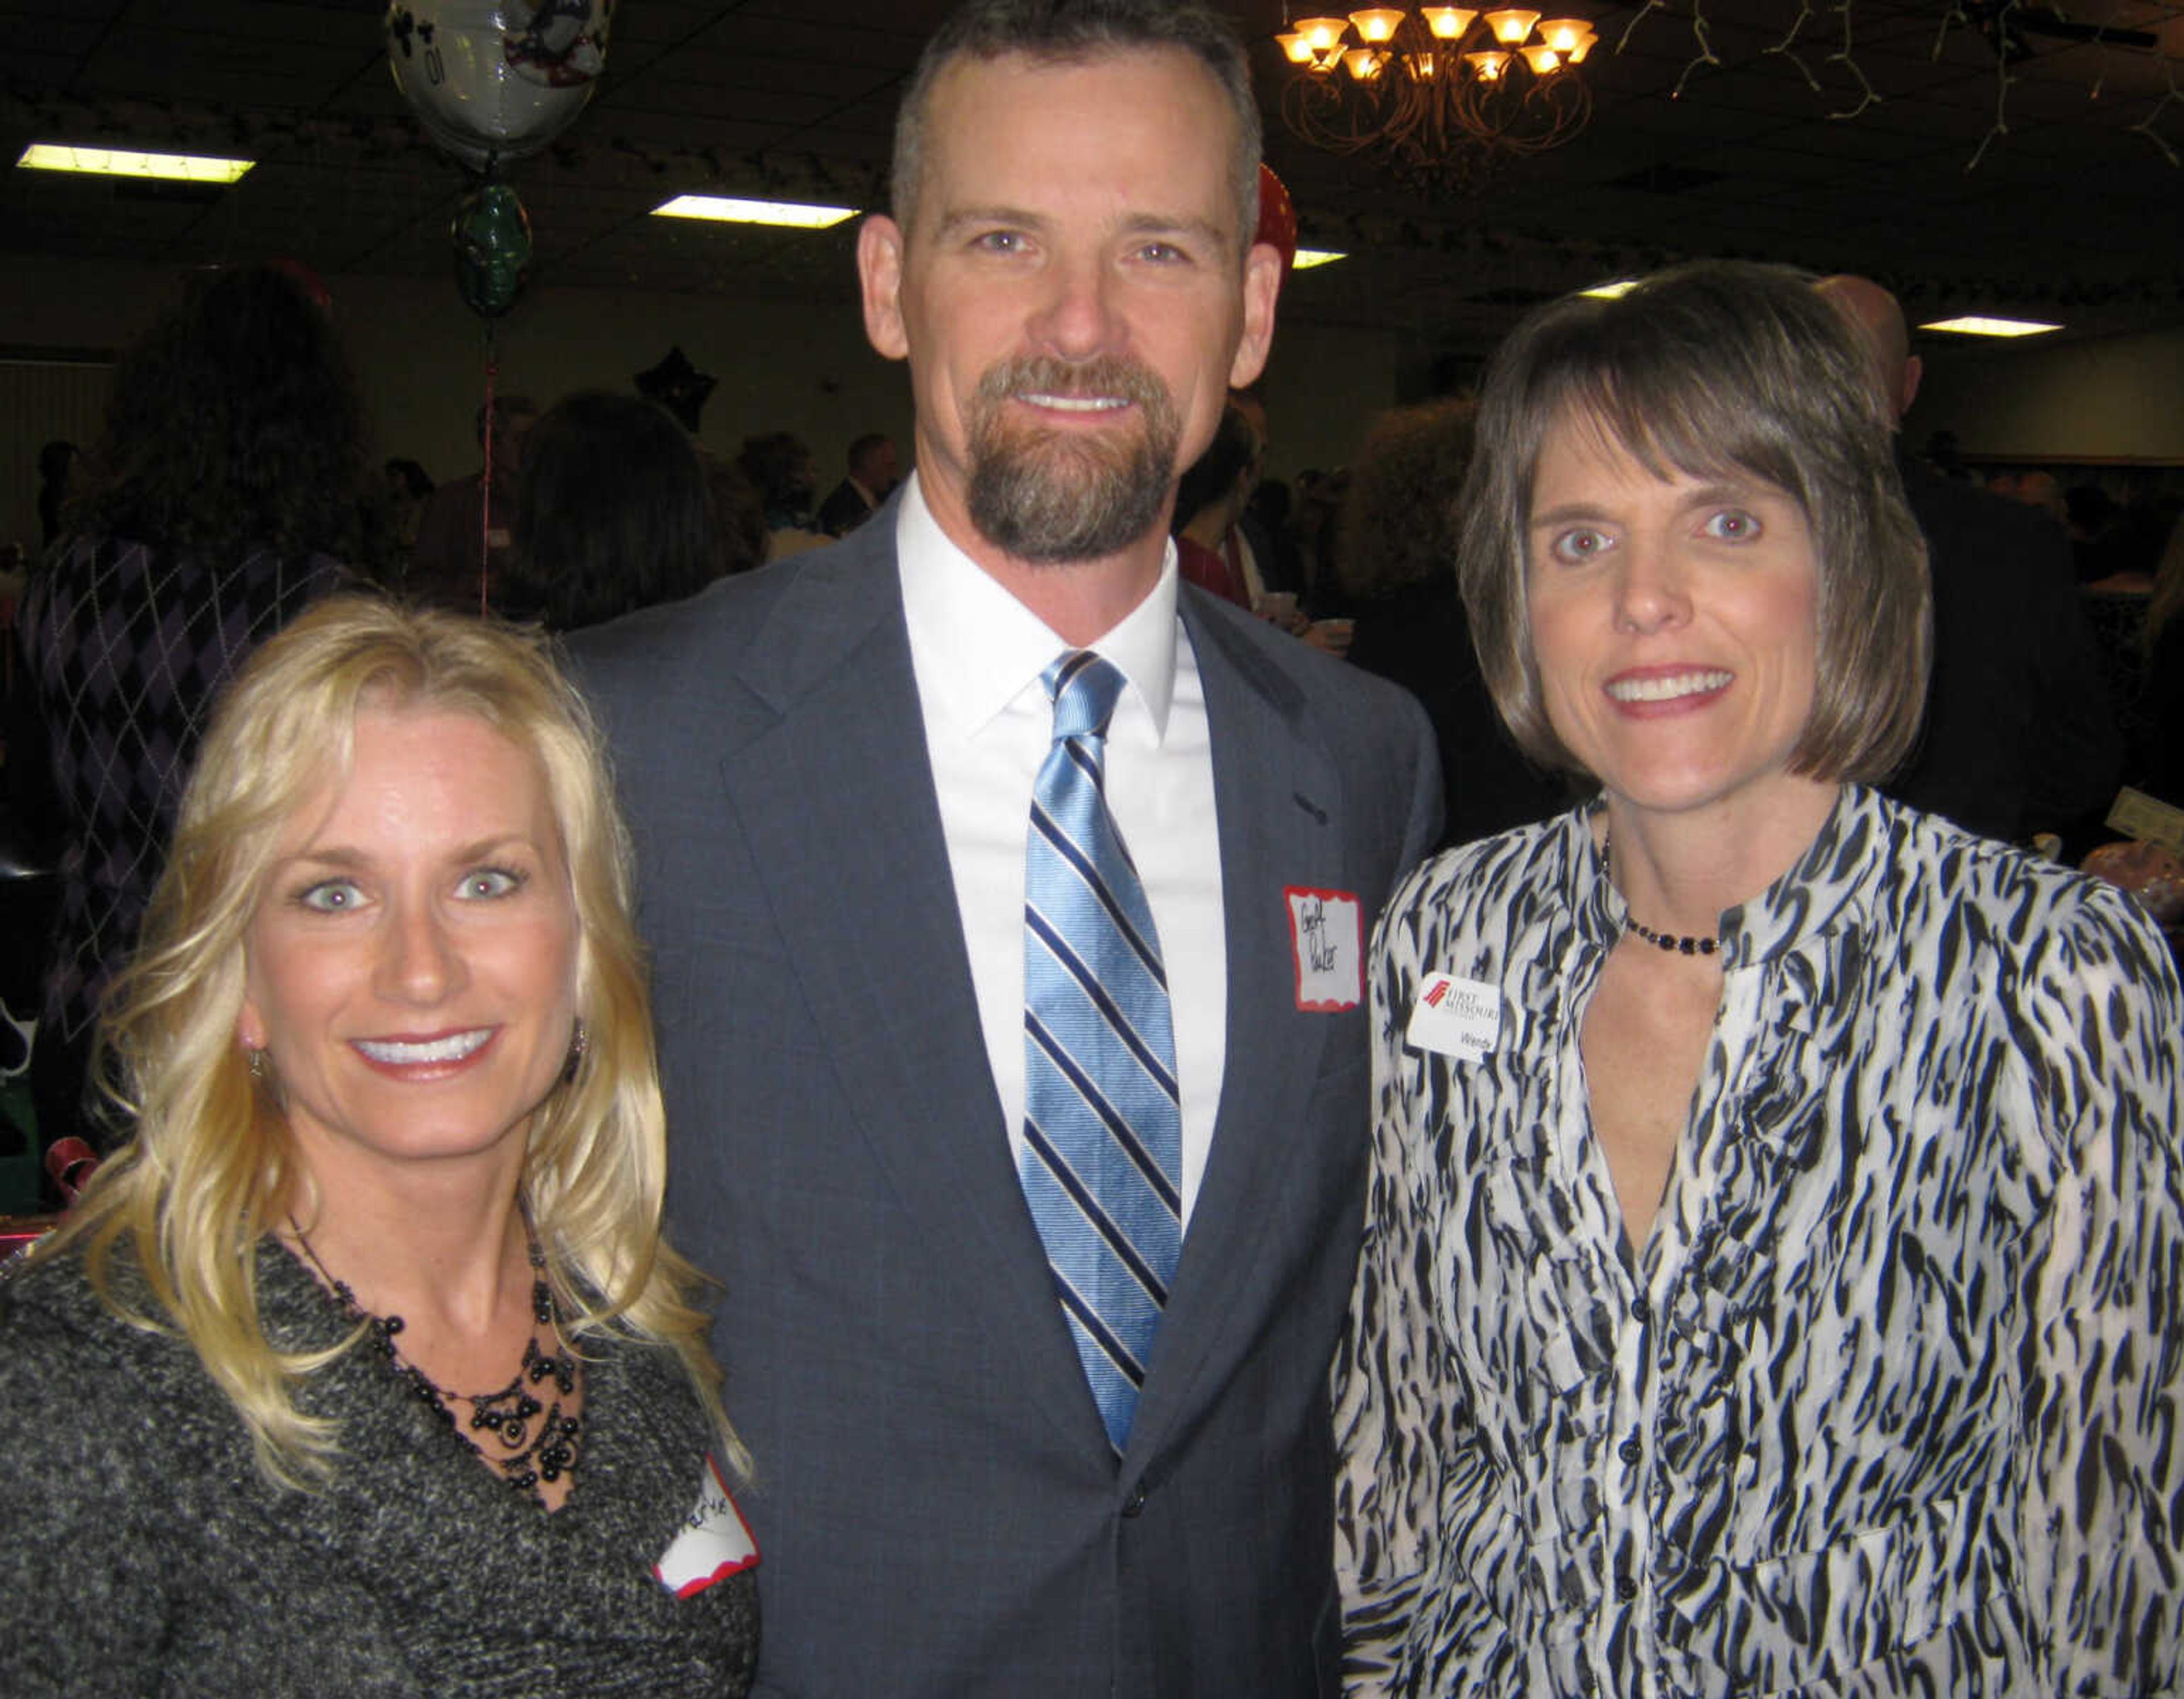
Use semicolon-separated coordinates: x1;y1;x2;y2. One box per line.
888;0;1261;255
1455;259;1930;783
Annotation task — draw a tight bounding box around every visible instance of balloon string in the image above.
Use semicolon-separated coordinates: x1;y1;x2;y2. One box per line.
478;322;498;618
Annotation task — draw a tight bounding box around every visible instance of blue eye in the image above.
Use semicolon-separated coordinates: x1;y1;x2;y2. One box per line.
297;879;365;914
972;229;1027;256
458;868;524;900
1703;509;1761;541
1548;527;1610;565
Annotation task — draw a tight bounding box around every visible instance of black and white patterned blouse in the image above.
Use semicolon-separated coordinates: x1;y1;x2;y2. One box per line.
1335;786;2184;1698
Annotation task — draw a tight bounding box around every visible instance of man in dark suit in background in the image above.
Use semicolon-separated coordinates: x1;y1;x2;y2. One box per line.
814;431;900;536
1819;274;2119;844
573;4;1440;1695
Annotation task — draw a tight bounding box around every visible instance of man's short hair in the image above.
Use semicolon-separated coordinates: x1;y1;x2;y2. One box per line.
888;0;1261;259
1455;259;1931;785
847;432;892;473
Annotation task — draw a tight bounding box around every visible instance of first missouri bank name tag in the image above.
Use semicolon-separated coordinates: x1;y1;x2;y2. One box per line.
1405;972;1503;1063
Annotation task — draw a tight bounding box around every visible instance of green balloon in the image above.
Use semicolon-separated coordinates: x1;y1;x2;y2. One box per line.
452;182;533;318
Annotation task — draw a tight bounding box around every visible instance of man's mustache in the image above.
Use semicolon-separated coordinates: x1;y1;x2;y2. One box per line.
973;355;1172;414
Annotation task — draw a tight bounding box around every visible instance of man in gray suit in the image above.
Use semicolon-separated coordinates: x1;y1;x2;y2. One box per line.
574;3;1440;1693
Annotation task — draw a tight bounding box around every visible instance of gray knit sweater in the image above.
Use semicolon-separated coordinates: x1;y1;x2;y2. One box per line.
0;1240;758;1696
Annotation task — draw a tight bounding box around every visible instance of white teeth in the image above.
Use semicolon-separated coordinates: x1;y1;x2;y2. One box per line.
1606;670;1732;703
1021;393;1125;412
355;1029;491;1065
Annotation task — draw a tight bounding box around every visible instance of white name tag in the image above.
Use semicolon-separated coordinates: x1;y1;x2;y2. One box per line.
1406;972;1503;1061
653;1456;760;1599
1286;886;1363;1010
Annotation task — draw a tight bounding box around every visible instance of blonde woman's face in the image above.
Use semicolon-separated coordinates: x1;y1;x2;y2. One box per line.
237;706;579;1188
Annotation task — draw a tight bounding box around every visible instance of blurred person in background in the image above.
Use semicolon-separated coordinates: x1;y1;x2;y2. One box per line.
816;431;901;537
9;262;359;1153
1334;397;1567;849
504;390;734;633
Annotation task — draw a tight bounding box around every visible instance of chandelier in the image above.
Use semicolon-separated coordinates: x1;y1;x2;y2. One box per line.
1273;7;1598;188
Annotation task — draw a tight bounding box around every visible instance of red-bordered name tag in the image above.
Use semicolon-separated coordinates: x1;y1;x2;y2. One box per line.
1285;886;1363;1011
653;1454;760;1599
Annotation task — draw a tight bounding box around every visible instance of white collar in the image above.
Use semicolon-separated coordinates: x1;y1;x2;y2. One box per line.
896;471;1182;741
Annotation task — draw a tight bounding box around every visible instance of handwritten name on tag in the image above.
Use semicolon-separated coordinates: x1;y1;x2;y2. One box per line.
1405;973;1503;1061
653;1456;760;1599
1286;886;1363;1010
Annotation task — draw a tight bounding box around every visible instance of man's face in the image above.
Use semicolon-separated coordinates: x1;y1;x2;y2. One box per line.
858;47;1279;565
862;439;901;496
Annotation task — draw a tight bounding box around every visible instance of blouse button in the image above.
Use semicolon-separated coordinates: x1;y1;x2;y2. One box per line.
1618;1436;1643;1466
1630;1294;1651;1324
1614;1569;1638;1602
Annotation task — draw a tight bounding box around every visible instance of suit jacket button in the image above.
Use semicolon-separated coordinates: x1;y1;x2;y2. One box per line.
1120;1486;1147;1519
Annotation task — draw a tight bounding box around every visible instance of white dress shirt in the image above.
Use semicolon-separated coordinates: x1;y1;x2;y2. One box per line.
897;474;1228;1225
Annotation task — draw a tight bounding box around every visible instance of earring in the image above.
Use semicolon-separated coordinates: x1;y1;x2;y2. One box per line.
247;1047;270;1083
562;1018;589;1085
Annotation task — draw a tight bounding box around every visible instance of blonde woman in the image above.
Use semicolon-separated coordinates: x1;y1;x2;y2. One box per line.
0;598;758;1694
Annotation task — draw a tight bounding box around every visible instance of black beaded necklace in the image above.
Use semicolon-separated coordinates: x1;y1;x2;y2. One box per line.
291;1216;583;1504
1600;827;1721;958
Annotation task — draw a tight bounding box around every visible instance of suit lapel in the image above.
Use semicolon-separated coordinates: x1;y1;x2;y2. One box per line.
1127;599;1348;1465
718;538;1110;1454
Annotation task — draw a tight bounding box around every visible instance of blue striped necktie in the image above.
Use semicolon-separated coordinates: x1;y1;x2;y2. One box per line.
1021;649;1182;1453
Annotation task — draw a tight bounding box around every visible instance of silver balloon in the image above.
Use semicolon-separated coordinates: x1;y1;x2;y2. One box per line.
386;1;611;172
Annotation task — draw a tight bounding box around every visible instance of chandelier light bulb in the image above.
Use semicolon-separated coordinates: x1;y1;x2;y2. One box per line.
1296;15;1351;52
1483;8;1542;44
1418;5;1480;36
1349;7;1407;42
1465;47;1513;78
1538;17;1589;52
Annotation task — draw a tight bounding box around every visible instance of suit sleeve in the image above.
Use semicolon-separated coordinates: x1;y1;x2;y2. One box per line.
2009;882;2184;1695
1388;690;1444;886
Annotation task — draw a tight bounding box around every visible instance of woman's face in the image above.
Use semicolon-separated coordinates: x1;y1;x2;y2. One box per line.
238;704;580;1187
1524;411;1822;822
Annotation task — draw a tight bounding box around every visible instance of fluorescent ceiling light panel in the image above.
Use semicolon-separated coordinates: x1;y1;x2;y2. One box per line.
18;143;253;183
1292;248;1346;269
1579;279;1639;299
1916;314;2063;338
652;194;857;229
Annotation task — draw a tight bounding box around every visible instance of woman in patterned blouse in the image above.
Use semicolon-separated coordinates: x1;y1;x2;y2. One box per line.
1334;260;2183;1697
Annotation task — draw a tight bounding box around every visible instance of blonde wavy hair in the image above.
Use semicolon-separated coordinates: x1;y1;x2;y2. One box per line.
30;595;746;1488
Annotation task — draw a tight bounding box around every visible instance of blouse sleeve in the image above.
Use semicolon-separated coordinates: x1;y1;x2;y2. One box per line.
2010;881;2184;1696
1333;875;1453;1696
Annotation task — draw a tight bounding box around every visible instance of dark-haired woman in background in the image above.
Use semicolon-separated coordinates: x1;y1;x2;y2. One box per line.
504;390;745;633
1335;261;2182;1696
10;262;361;1149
